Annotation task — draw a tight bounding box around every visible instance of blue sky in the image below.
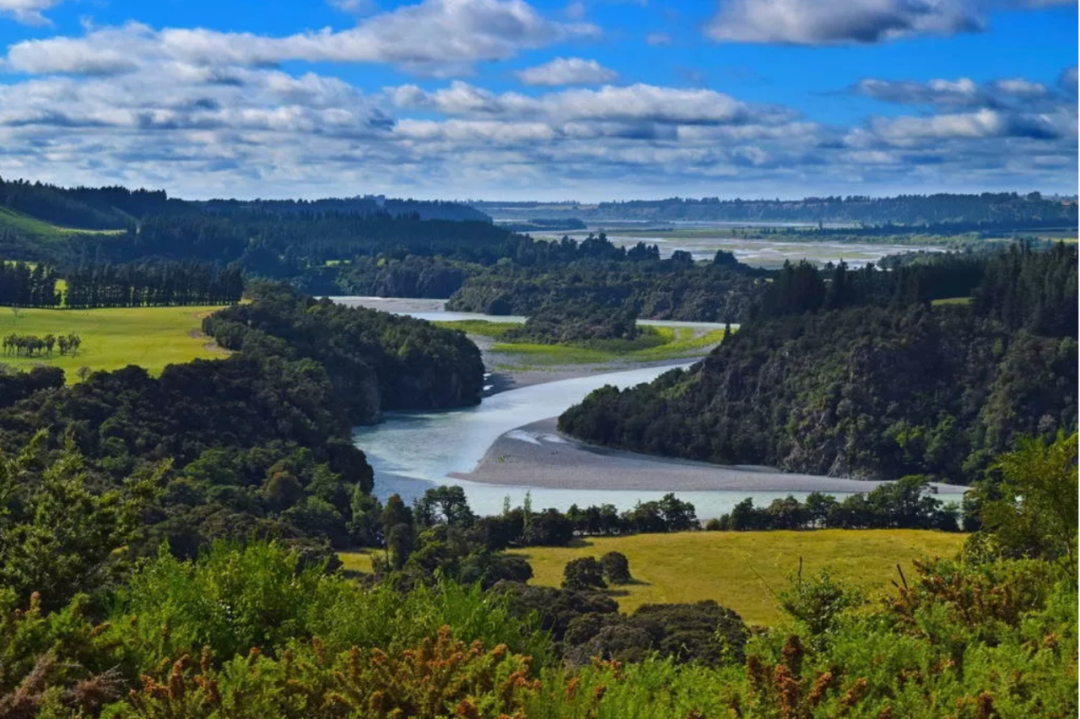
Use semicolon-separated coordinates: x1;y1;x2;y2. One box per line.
0;0;1075;200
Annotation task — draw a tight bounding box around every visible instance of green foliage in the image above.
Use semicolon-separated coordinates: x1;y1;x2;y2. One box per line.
0;432;158;609
111;627;539;719
562;557;606;591
505;301;642;345
0;540;1074;719
599;551;631;585
778;568;866;644
204;283;485;424
720;479;960;531
448;258;765;322
975;431;1078;561
561;305;1077;482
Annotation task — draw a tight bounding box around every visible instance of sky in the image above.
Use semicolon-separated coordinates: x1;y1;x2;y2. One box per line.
0;0;1076;201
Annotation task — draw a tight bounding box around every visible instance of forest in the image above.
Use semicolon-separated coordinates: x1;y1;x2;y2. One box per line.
446;250;767;321
476;192;1079;226
0;260;244;309
560;244;1078;482
0;283;484;566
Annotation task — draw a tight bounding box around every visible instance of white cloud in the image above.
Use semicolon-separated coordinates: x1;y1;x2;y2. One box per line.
706;0;1070;45
645;32;671;45
388;81;770;126
851;73;1070;116
515;57;617;85
0;0;62;25
327;0;376;13
708;0;980;45
867;109;1059;141
3;0;600;77
0;18;1072;201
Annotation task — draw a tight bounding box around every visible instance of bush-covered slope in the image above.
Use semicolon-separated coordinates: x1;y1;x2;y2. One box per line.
204;283;484;423
560;304;1076;482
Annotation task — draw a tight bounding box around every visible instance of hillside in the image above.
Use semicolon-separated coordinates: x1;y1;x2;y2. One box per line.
474;192;1079;227
560;245;1078;482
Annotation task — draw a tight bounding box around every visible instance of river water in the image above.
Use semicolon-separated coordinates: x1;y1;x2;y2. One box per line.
351;363;878;519
342;297;964;519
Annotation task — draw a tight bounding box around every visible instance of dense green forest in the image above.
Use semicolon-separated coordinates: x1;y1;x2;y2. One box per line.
560;244;1078;482
0;260;244;308
204;284;484;423
447;251;767;321
0;284;483;565
476;192;1079;226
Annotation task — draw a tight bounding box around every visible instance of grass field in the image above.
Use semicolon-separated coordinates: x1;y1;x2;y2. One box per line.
436;320;725;366
338;529;965;626
0;305;231;381
0;207;124;238
931;296;974;306
518;530;963;625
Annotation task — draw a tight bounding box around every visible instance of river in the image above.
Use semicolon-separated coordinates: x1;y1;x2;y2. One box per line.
342;297;965;519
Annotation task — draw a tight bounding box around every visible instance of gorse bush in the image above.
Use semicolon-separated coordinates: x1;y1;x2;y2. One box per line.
109;541;551;670
112;627;540;719
0;539;1074;718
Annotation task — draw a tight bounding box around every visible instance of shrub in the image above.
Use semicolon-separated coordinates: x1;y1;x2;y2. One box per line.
562;558;606;591
599;551;632;585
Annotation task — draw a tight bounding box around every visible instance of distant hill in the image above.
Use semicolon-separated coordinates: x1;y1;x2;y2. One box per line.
0;176;490;235
197;197;491;223
0;176;493;264
474;193;1078;228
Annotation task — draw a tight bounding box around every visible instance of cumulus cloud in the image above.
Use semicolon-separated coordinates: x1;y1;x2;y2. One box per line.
0;0;63;25
0;9;1072;202
327;0;376;13
844;71;1076;171
851;73;1070;115
515;57;617;86
387;81;779;126
3;0;600;77
707;0;1068;45
1060;65;1079;95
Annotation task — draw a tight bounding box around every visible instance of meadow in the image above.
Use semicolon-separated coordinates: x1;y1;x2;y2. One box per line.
0;206;123;238
436;320;725;366
0;304;230;380
339;529;965;626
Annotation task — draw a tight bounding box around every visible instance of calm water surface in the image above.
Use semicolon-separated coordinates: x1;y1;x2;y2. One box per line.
352;364;864;519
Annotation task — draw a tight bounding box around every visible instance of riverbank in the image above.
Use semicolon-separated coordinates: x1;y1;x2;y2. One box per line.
327;296;724;395
453;418;968;495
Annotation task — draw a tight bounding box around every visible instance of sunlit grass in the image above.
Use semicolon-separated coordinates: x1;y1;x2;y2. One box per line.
437;320;725;366
0;207;125;238
507;530;966;625
0;304;232;381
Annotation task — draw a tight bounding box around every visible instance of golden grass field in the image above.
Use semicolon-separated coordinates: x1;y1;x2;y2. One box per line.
0;305;231;381
508;530;966;625
341;529;968;626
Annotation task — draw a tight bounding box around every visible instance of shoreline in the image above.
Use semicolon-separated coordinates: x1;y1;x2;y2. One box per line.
451;418;968;495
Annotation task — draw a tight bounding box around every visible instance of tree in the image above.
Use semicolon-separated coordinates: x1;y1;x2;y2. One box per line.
563;557;606;591
978;431;1078;561
600;551;631;585
380;494;414;569
414;485;475;529
0;432;159;609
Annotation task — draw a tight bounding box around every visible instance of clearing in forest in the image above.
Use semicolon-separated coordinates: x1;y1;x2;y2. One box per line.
0;305;231;381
